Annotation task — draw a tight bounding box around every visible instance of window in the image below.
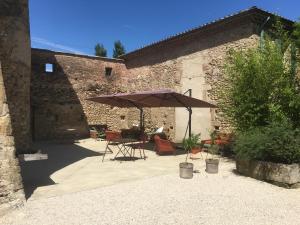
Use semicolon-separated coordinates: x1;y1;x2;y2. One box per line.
45;63;54;73
105;67;112;76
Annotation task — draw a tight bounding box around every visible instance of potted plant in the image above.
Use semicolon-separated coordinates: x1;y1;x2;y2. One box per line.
205;130;220;174
182;133;201;155
179;133;201;179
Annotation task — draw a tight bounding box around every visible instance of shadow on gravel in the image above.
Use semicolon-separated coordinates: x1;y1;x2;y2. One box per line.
20;142;101;199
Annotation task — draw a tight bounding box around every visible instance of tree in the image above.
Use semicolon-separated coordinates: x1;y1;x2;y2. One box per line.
94;43;107;57
293;20;300;51
113;40;126;58
219;21;300;131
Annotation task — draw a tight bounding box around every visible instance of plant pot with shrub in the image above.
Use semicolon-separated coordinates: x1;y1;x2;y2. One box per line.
234;123;300;187
182;133;201;156
179;133;201;178
205;131;220;174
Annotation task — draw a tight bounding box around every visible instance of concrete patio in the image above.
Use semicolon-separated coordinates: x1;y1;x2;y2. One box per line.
3;138;300;225
20;138;214;200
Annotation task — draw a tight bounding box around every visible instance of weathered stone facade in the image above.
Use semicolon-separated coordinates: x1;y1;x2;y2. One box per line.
122;20;260;140
0;0;30;216
30;7;294;141
31;49;177;140
31;49;129;140
0;4;295;216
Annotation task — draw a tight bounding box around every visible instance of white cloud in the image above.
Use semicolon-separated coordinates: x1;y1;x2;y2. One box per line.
31;37;86;55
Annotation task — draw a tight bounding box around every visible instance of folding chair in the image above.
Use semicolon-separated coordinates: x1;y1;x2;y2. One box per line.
102;131;122;162
130;134;148;160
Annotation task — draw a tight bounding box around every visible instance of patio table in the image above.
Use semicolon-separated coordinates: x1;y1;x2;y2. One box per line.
113;138;138;160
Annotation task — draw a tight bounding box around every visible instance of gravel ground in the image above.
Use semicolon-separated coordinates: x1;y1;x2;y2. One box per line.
3;168;300;225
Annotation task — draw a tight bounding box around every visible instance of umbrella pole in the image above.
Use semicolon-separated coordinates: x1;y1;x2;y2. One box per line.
139;108;144;132
188;89;192;138
188;108;192;138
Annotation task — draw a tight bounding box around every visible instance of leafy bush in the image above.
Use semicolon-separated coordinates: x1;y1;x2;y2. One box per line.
219;21;300;131
207;130;219;156
293;20;300;51
234;123;300;164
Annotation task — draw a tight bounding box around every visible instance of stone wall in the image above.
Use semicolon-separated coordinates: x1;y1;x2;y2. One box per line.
123;20;259;140
31;49;129;140
31;18;261;142
31;49;179;140
0;0;31;153
0;0;30;216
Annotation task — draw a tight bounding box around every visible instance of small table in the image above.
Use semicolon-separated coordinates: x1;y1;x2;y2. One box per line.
113;138;137;160
102;138;140;162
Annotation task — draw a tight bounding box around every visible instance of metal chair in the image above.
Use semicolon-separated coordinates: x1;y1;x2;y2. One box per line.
130;134;148;160
102;131;122;162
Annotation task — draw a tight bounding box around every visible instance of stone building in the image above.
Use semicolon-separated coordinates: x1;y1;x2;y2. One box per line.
30;7;294;142
0;0;30;216
0;2;294;216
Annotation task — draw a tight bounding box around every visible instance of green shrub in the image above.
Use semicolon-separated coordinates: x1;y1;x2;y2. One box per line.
234;123;300;164
219;20;300;131
182;133;201;151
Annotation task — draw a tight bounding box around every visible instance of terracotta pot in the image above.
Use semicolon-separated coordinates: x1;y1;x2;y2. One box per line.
191;147;201;154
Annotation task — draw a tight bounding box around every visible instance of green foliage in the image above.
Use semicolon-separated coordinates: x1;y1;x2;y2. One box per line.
113;40;126;58
220;19;300;164
220;31;300;131
94;43;107;57
182;133;201;151
234;122;300;164
207;130;219;157
293;20;300;50
270;17;291;53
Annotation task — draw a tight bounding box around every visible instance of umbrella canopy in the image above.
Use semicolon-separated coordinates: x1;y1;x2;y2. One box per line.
87;94;150;108
87;89;217;138
87;89;216;108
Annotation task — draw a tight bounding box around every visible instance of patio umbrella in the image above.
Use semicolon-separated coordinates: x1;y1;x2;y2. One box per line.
87;89;217;137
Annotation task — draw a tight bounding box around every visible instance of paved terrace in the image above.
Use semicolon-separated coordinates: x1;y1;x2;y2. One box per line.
3;139;300;225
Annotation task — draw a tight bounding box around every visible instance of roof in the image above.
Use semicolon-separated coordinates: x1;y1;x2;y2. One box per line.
31;48;124;63
120;6;294;60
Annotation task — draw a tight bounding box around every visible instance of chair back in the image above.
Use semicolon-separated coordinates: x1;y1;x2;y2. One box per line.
139;133;148;142
105;131;122;141
153;135;175;153
153;135;161;143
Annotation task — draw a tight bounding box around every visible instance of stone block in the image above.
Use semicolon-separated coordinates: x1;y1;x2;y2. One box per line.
236;159;300;188
0;103;9;116
0;85;6;101
0;115;12;135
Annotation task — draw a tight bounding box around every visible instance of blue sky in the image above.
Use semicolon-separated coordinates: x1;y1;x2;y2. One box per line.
29;0;300;57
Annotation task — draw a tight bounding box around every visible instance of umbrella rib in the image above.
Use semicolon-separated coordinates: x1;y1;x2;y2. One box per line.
171;93;189;108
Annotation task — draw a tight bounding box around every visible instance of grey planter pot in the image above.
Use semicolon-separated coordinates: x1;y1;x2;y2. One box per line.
205;159;219;174
179;162;194;179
